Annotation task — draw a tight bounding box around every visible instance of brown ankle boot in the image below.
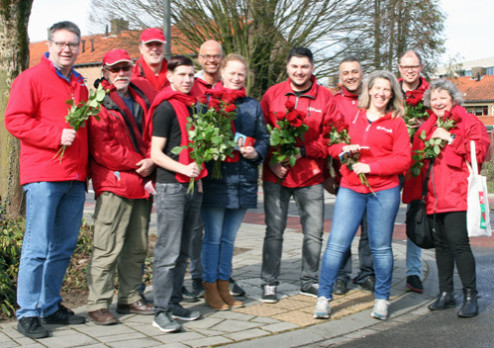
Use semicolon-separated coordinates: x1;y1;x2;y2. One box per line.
217;279;244;308
203;281;229;311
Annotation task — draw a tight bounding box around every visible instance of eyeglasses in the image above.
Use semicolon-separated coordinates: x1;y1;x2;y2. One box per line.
399;65;421;71
50;41;80;50
200;54;222;61
106;65;132;73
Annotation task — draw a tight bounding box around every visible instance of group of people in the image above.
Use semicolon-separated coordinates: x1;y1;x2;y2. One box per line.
4;20;489;340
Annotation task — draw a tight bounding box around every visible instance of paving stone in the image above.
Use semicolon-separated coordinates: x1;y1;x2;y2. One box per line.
154;331;204;344
38;330;98;348
76;323;138;337
224;328;270;341
180;317;223;330
152;344;188;348
107;337;161;348
185;335;233;347
98;331;146;343
250;316;280;324
193;328;230;337
211;319;260;333
212;311;254;321
261;321;299;333
75;344;108;348
234;304;288;317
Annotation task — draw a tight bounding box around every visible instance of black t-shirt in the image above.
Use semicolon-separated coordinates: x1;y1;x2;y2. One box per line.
152;100;188;183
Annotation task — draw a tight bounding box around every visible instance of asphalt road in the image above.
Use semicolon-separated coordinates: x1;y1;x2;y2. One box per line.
336;247;494;348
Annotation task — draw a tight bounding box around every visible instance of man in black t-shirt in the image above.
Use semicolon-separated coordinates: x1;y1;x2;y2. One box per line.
149;55;205;333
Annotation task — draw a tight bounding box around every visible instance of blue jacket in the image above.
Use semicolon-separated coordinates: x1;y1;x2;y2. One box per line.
202;97;269;209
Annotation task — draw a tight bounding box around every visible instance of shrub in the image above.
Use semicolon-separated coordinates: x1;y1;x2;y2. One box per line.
0;203;24;318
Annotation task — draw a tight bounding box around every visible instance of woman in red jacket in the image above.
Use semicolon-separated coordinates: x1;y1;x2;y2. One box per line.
314;70;411;321
403;79;490;318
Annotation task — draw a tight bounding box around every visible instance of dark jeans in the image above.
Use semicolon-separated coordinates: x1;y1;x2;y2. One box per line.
430;211;476;293
337;215;375;283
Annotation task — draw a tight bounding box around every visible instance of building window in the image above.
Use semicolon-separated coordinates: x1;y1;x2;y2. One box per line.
468;106;489;116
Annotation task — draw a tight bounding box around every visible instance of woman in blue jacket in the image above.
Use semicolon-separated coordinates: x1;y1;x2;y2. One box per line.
202;54;269;310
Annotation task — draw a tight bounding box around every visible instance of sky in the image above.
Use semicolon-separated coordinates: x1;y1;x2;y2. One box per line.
28;0;494;66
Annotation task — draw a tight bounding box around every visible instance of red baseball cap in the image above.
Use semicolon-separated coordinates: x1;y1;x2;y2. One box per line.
140;28;166;44
102;49;133;67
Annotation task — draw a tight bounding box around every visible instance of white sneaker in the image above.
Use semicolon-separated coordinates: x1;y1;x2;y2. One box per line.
371;299;390;320
313;296;331;319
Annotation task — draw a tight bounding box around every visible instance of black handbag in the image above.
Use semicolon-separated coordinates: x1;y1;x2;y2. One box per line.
406;161;436;249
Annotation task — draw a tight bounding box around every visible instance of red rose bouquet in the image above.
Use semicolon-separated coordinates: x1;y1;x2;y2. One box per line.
267;100;309;168
410;110;460;177
404;89;429;140
172;88;243;191
324;115;375;195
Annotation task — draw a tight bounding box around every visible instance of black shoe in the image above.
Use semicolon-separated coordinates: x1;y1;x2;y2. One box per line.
17;317;49;339
457;288;478;318
333;279;349;295
299;284;319;298
192;278;205;298
358;276;375;292
406;275;424;293
43;304;86;325
261;284;278;303
428;292;456;311
229;278;246;296
181;286;199;303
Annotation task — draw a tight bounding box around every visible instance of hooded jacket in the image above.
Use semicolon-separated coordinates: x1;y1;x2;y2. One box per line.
88;79;156;199
402;105;490;214
261;76;337;187
5;54;88;185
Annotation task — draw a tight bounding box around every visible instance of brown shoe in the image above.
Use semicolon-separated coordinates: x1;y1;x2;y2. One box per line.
203;281;229;311
116;300;153;315
88;309;117;325
217;279;244;308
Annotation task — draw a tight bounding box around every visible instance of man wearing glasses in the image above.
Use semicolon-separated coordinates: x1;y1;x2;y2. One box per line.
132;28;169;91
398;50;430;294
85;49;157;325
5;21;88;339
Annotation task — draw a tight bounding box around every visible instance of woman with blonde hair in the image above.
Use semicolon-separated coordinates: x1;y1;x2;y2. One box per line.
314;70;411;320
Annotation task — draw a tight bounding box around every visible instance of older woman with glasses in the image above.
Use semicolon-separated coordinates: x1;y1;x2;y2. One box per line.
403;79;490;318
314;70;411;321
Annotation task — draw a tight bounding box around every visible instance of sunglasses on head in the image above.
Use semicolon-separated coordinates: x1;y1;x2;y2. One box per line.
106;65;132;73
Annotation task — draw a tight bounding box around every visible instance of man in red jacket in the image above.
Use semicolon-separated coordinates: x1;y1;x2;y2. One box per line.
4;21;88;339
398;50;430;294
132;28;169;92
86;49;157;325
260;47;337;303
332;57;375;296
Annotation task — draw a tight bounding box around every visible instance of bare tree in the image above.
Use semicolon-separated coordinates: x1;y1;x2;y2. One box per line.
89;0;362;98
341;0;445;76
0;0;34;218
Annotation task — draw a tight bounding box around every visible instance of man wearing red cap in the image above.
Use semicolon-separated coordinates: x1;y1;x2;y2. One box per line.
86;49;157;325
132;27;169;92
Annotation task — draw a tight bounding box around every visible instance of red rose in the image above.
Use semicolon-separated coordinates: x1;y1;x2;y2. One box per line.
274;111;284;121
209;98;221;111
197;96;208;105
289;117;303;127
285;100;295;111
286;110;298;122
223;104;236;113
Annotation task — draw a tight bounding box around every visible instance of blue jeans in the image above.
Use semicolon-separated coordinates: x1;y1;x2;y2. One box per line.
153;183;202;313
261;182;324;289
17;181;85;319
406;237;422;276
201;207;247;283
319;186;400;300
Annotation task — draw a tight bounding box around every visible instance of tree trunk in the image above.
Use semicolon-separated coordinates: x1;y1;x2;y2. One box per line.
0;1;34;218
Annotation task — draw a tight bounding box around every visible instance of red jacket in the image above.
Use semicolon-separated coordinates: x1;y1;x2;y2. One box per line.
328;109;411;194
4;54;89;185
334;86;360;121
88;79;157;199
190;76;213;97
261;76;337;187
402;105;490;214
131;56;169;92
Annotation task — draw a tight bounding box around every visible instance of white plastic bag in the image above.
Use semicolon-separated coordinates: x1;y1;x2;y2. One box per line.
467;140;492;237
